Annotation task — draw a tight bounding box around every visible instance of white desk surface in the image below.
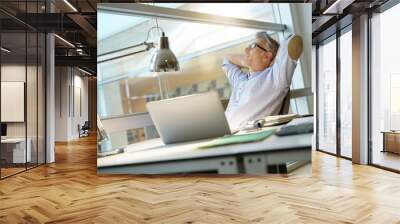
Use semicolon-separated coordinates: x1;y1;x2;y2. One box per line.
97;128;312;168
1;138;27;143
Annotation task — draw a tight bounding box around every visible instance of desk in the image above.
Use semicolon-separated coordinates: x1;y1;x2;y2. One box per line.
1;138;31;164
382;131;400;154
97;127;312;175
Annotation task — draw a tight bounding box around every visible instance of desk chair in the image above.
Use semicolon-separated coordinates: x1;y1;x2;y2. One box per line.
78;121;90;138
279;91;291;115
221;98;230;110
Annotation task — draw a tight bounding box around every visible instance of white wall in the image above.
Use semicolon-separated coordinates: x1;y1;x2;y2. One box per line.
55;67;89;141
1;65;26;134
71;73;89;138
1;65;32;137
1;63;46;164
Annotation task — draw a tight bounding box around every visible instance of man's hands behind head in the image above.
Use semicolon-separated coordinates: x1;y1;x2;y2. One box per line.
226;54;249;68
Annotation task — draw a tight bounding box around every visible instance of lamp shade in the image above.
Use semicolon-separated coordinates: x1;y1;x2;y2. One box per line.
149;32;179;72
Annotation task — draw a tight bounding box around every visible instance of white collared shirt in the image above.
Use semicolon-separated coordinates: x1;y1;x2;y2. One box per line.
222;36;298;131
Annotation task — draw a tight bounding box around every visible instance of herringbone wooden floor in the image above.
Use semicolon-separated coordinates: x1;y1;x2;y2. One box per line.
1;135;400;224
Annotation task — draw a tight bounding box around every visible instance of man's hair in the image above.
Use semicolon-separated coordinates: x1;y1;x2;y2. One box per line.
256;32;280;59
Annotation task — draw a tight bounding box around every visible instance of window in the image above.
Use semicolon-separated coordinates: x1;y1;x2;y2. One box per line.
317;36;337;154
371;3;400;171
339;28;352;158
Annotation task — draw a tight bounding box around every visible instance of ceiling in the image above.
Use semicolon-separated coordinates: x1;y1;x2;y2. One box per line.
0;0;98;75
310;0;391;44
1;0;396;75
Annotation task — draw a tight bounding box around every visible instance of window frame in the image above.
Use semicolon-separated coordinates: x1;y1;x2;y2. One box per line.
315;23;353;160
368;0;400;173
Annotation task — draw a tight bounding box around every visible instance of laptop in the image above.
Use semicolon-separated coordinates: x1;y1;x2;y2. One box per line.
146;91;231;144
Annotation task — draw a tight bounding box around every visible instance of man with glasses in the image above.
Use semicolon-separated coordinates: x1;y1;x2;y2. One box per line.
222;32;303;131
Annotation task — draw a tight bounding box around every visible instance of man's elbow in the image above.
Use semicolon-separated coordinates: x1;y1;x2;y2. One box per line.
288;35;303;60
225;55;235;64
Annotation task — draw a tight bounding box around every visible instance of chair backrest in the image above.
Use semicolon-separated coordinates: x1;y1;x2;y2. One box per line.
221;99;230;110
279;90;291;115
82;121;90;129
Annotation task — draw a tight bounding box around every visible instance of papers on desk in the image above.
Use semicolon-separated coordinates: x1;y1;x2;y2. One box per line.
198;129;276;149
239;114;298;132
261;114;298;126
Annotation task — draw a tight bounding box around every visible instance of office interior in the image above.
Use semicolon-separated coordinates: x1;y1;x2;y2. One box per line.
0;1;399;223
0;0;97;179
313;0;400;172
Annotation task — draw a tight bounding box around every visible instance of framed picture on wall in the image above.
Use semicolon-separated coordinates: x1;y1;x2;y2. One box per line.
1;81;25;122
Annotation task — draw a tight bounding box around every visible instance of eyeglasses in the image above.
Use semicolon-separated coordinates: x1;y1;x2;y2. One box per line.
248;42;269;53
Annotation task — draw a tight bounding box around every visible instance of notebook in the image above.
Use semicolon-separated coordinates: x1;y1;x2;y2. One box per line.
198;129;276;149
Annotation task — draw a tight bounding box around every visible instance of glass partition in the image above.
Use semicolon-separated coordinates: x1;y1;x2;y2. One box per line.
27;31;38;169
1;30;28;177
371;3;400;171
317;36;337;155
37;32;45;165
339;28;352;158
0;1;46;179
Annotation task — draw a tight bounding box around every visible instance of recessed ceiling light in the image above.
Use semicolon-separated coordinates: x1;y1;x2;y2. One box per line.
78;67;92;76
54;34;75;48
1;47;11;53
63;0;78;12
323;0;353;15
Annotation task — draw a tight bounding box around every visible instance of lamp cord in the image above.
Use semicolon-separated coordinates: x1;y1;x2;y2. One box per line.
156;17;160;32
151;2;163;40
153;2;166;100
145;26;165;43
